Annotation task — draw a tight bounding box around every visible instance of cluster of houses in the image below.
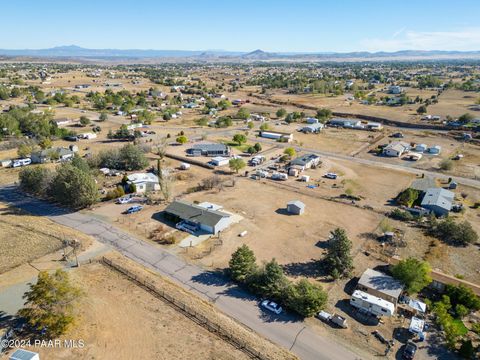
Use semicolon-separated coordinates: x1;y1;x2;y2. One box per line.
0;146;77;168
328;118;383;131
382;140;441;158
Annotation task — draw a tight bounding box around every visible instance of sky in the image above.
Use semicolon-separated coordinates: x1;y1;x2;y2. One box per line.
1;0;480;52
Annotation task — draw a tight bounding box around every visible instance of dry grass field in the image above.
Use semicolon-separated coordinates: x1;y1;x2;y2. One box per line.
22;255;295;360
0;202;92;273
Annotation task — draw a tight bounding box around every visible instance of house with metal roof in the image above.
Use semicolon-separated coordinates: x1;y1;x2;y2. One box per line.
30;147;75;164
301;123;324;133
420;188;454;216
9;349;40;360
289;154;321;170
126;173;160;193
186;143;230;157
164;200;231;234
356;268;404;305
382;141;410;157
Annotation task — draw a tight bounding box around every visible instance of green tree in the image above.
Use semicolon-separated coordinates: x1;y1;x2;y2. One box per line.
417;105;427;114
259;123;270;131
283;147;296;158
392;257;432;294
285;279;328;317
99;112;108;122
458;113;474;124
229;158;246;173
316;108;332;121
247;121;254;129
176;135;188;144
431;218;478;246
38;138;52;149
236;107;250;120
48;163;98;208
254;143;262;152
229;245;257;283
18;270;82;338
396;188;420;207
17;143;35;158
232;133;247;146
217;99;232;110
252;259;289;299
195;117;209;126
325;228;354;279
276;108;287;118
118;144;148;171
79;116;90;126
19;166;53;195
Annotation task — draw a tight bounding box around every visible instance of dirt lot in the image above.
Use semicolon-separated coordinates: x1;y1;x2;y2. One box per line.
15;262;249;360
15;255;294;360
176;177;382;272
0;202;92;273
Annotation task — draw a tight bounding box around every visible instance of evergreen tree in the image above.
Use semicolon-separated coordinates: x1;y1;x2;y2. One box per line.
229;245;257;283
325;228;353;279
18;270;82;338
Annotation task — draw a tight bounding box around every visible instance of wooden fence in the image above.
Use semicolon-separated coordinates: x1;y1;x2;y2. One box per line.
101;257;271;360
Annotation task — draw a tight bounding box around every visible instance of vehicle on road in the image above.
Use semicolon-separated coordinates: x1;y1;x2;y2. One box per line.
261;300;283;314
402;341;417;359
116;197;132;204
124;205;143;214
324;172;338;179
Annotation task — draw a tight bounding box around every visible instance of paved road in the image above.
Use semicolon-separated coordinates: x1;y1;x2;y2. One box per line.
0;185;364;360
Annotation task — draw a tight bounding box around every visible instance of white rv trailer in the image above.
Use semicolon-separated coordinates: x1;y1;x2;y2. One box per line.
350;290;395;317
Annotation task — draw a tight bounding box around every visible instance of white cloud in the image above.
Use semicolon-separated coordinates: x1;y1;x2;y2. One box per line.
360;28;480;52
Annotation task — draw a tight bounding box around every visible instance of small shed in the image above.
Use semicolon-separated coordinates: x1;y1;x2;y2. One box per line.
211;157;229;167
287;200;305;215
9;349;40;360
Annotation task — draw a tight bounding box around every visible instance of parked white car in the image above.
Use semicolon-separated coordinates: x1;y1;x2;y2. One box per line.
324;172;338;179
116;197;132;204
261;300;283;315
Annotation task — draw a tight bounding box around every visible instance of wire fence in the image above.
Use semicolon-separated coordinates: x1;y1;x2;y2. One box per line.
101;257;270;360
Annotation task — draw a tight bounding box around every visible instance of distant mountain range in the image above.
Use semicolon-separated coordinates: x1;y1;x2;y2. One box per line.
1;45;480;61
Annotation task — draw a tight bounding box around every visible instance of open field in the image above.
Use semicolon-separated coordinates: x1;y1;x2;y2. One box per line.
5;260;249;360
0;202;92;273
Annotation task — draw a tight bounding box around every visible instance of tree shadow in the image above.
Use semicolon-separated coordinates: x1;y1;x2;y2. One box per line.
343;276;359;295
282;258;329;278
0;311;14;330
190;270;230;287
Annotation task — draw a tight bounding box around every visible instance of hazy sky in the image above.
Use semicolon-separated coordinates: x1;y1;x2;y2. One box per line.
1;0;480;52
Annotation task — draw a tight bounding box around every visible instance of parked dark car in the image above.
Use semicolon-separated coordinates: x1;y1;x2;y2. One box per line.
403;341;417;359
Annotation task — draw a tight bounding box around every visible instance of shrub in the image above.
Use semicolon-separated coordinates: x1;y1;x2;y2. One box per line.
439;158;453;171
391;257;432;294
430;218;478;246
19;166;53;195
396;188;420;207
389;208;414;221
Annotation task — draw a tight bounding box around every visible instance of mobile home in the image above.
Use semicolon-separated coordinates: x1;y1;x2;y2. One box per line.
350;290;395;317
